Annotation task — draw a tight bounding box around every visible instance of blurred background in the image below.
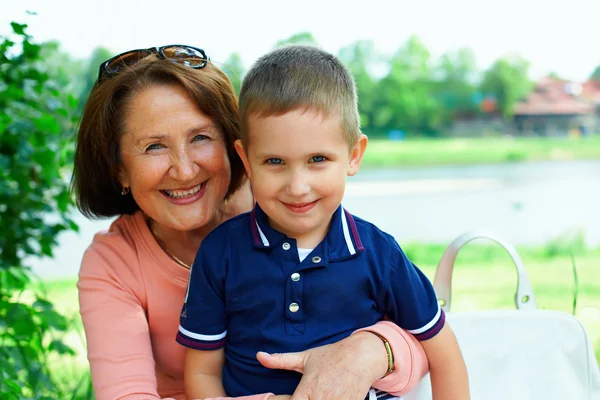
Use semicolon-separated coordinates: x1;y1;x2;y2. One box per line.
1;0;599;398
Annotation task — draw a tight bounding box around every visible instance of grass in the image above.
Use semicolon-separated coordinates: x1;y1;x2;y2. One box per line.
40;241;600;393
361;135;600;167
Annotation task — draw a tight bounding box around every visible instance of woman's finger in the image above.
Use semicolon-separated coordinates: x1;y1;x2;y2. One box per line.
257;351;306;374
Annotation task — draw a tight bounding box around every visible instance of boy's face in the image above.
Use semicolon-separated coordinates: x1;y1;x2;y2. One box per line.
235;108;367;248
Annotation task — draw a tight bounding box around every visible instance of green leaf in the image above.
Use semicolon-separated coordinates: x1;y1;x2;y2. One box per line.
10;22;27;36
33;114;60;135
48;339;76;355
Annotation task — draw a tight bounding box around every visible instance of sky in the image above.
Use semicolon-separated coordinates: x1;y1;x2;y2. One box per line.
2;0;600;82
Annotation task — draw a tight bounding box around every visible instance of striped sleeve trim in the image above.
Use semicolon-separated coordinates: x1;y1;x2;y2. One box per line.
176;325;227;350
408;308;446;341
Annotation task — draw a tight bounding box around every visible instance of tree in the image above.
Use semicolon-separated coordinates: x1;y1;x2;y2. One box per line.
590;65;600;81
434;48;479;122
480;55;533;119
77;46;113;113
222;52;245;95
0;22;82;398
338;40;379;131
275;32;319;48
374;35;442;135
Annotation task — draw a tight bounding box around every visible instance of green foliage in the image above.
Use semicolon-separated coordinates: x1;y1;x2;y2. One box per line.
0;21;83;398
481;55;533;119
434;48;480;122
275;32;319;48
338;40;379;129
222;52;245;95
590;65;600;81
76;46;113;113
374;35;443;135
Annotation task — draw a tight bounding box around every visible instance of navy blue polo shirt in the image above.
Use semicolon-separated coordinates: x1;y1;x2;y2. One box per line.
176;204;444;397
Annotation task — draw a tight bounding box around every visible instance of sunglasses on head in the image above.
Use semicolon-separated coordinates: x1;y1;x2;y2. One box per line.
97;44;210;83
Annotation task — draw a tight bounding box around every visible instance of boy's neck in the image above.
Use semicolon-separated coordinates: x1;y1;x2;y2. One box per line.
267;217;332;249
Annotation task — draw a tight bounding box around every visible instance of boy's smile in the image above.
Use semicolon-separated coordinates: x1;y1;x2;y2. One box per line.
235;108;367;248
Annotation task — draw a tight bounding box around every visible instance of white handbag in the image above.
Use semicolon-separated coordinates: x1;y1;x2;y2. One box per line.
405;231;600;400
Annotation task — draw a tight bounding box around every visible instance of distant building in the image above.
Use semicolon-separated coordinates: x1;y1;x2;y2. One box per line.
513;77;600;136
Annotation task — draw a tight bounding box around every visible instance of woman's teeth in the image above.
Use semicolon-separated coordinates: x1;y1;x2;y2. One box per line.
163;184;202;198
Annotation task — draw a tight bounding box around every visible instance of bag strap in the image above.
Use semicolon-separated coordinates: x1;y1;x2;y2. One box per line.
433;231;537;312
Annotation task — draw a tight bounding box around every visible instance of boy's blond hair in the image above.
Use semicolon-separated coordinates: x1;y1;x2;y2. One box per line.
239;45;361;149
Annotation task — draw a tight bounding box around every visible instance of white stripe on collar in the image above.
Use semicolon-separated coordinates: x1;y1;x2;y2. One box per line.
255;220;270;246
341;208;356;255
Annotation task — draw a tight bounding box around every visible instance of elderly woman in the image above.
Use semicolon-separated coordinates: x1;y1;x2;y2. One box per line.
72;45;428;400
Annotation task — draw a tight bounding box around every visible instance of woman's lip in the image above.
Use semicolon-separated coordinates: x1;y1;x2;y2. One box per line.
160;182;206;205
163;183;202;192
282;200;318;214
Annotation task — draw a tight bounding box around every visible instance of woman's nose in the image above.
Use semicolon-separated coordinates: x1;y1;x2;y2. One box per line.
169;149;199;181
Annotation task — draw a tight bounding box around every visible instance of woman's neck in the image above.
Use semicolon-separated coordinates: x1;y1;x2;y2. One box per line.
147;216;220;268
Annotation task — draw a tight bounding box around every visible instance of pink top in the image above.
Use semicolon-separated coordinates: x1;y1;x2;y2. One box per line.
78;211;427;400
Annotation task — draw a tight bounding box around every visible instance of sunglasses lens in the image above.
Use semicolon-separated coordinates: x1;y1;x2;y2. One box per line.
163;46;208;68
105;50;153;74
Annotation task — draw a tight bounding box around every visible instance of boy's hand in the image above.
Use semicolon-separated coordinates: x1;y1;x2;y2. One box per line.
268;396;292;400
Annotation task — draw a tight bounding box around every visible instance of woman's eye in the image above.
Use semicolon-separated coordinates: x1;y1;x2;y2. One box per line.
266;158;283;165
192;134;209;142
310;155;327;163
145;143;163;151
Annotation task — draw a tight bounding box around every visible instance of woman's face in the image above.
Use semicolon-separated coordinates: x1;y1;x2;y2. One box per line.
118;84;231;233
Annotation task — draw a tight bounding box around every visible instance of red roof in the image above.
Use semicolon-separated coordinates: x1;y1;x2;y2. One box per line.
514;77;596;116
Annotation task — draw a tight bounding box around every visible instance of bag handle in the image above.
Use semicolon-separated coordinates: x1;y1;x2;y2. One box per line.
433;231;537;312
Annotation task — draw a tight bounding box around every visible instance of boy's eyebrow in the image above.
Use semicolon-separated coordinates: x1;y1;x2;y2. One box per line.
253;150;338;159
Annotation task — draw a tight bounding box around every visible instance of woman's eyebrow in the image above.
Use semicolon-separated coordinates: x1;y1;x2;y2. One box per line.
136;134;167;145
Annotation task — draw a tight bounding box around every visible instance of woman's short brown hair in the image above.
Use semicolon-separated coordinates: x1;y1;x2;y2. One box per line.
71;57;245;218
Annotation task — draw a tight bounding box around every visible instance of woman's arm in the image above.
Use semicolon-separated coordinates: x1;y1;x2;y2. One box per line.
357;320;429;395
257;321;429;399
78;245;161;400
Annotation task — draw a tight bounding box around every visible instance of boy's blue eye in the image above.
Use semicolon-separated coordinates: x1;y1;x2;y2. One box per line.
310;155;326;163
266;158;283;165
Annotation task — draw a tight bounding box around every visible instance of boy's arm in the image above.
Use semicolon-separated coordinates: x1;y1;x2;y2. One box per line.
420;324;470;400
383;241;469;399
185;348;226;399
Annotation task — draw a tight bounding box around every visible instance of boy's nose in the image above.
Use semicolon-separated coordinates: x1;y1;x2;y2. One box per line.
285;171;311;197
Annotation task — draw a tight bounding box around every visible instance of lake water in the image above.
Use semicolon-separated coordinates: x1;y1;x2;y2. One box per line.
33;160;600;279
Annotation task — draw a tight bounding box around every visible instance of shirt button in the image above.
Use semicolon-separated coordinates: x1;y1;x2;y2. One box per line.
289;302;300;313
311;256;321;263
291;272;301;282
282;242;291;250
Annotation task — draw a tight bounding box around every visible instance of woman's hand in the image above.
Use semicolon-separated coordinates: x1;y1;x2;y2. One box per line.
257;332;388;400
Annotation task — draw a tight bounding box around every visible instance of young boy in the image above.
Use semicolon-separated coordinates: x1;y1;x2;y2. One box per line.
177;45;469;400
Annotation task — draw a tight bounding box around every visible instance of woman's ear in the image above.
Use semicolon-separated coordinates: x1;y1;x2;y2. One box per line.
118;167;130;189
234;139;252;180
347;134;368;177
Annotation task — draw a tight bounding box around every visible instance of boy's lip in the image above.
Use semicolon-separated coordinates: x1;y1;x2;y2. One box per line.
282;200;318;214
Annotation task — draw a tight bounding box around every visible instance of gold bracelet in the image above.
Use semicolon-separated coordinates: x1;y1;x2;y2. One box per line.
365;330;395;378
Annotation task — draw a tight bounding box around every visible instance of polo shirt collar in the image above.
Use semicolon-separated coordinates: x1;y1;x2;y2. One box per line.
249;204;364;261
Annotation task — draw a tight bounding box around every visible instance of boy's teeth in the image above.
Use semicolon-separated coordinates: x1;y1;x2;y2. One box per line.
164;184;202;198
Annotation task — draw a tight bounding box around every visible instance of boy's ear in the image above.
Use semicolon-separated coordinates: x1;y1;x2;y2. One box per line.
347;133;368;177
234;139;252;179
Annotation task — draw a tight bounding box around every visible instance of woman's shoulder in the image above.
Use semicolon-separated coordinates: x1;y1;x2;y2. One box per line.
80;212;150;278
88;212;147;252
